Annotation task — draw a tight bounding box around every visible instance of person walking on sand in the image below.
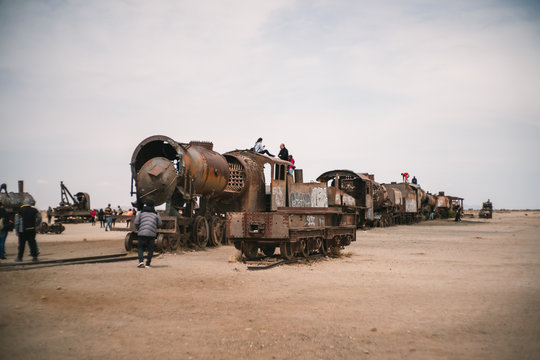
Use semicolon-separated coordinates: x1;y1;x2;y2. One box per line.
134;199;162;268
14;199;41;262
98;209;105;228
104;204;112;231
47;206;53;224
0;201;12;260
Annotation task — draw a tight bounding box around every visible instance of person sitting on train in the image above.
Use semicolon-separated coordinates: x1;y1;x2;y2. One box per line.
252;138;274;157
412;176;417;184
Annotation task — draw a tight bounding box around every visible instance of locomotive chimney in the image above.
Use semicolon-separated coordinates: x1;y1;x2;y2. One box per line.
18;180;24;193
294;169;303;183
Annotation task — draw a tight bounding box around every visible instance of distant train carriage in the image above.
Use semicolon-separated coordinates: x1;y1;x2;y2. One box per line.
382;182;424;224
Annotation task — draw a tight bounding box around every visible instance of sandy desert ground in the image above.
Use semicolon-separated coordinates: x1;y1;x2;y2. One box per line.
0;211;539;360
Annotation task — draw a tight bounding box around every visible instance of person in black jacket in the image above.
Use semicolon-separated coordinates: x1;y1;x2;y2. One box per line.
14;199;41;262
0;202;11;260
278;143;289;162
134;200;162;268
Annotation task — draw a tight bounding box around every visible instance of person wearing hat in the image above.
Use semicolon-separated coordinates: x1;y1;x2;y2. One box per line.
134;199;162;268
14;198;41;262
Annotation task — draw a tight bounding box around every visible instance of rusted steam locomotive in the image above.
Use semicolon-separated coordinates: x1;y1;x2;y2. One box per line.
316;170;463;228
125;135;356;259
0;181;36;229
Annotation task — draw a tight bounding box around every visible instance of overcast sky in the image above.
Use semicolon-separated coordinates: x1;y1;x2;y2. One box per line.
1;0;539;210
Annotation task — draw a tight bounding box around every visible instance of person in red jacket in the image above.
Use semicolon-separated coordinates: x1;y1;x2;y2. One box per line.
401;172;409;182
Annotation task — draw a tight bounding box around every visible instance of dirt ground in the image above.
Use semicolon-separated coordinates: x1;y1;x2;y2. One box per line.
1;211;539;360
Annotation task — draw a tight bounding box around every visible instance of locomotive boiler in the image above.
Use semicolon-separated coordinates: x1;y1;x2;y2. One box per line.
0;181;36;232
126;135;230;251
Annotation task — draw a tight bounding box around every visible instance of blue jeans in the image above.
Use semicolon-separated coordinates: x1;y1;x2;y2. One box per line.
0;231;7;257
105;216;112;230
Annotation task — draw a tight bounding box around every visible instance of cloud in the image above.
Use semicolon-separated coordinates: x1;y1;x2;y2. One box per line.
0;0;539;209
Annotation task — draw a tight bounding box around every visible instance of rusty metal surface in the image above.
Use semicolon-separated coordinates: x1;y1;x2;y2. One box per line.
383;183;418;213
185;142;230;196
131;136;230;206
221;150;291;213
0;189;35;212
136;157;178;205
436;195;450;209
226;208;356;245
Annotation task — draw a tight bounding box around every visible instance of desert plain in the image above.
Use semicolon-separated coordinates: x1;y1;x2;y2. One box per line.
0;211;539;359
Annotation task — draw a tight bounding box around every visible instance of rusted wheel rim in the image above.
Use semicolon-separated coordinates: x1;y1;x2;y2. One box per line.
299;239;309;258
320;239;329;256
193;216;209;248
280;242;294;260
169;235;179;251
38;222;49;234
155;233;165;252
124;232;135;252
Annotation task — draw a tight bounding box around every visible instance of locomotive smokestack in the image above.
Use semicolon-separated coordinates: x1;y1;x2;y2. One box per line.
18;180;24;193
294;169;303;183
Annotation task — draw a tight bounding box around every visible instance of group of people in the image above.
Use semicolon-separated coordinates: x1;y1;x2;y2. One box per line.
401;172;418;185
252;138;296;175
92;205;137;230
0;198;160;268
0;199;41;262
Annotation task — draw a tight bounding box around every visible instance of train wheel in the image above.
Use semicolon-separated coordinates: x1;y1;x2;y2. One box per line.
124;232;137;252
261;245;276;257
38;222;49;234
298;239;309;258
280;242;294;260
320;239;330;256
156;234;168;252
193;216;209;248
169;235;180;251
243;242;258;260
341;234;352;246
210;217;224;247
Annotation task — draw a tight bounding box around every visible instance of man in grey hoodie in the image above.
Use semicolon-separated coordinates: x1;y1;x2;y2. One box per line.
134;199;162;268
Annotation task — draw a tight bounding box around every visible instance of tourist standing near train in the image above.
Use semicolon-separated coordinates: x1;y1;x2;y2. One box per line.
134;199;162;269
104;204;112;231
0;202;11;259
14;199;41;262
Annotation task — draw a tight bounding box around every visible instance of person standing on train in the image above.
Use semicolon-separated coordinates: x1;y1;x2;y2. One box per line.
278;143;289;162
134;199;162;269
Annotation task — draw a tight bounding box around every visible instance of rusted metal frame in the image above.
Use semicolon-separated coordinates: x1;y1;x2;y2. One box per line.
60;181;77;206
276;207;344;214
